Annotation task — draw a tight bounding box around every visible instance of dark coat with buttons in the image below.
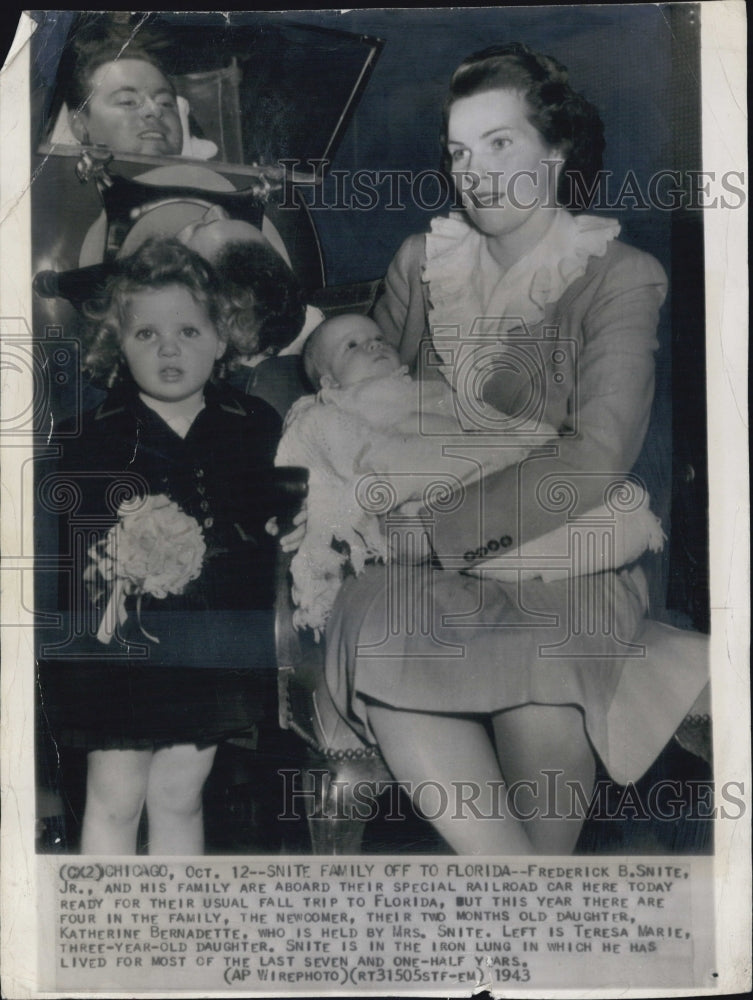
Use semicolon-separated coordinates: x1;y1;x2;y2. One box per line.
47;379;283;669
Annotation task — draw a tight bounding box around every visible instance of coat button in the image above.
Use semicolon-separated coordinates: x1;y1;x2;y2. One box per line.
196;484;206;495
499;535;513;548
204;517;214;528
195;468;205;478
200;500;210;512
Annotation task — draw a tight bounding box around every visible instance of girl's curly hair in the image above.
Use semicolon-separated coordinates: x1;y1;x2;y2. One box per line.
83;237;224;387
441;42;605;210
212;241;307;363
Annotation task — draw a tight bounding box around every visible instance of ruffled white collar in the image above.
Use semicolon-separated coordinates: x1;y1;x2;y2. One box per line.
423;210;620;371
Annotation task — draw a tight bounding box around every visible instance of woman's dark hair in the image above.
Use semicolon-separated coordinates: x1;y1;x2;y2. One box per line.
441;42;605;210
83;237;223;386
213;241;307;361
60;16;174;113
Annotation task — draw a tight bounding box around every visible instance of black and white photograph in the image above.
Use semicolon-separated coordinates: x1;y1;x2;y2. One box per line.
0;5;749;996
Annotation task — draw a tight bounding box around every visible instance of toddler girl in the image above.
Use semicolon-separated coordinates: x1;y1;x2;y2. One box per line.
46;237;282;854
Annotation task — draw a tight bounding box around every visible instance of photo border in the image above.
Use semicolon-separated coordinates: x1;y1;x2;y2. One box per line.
1;5;749;996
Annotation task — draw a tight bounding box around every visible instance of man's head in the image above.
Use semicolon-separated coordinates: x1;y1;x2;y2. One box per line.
303;314;401;390
67;47;183;157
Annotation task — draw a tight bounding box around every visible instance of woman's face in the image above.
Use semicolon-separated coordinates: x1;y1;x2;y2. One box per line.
71;58;183;157
177;205;268;263
446;88;562;247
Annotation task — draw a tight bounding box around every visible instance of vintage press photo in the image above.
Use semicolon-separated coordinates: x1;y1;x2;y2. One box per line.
0;5;749;996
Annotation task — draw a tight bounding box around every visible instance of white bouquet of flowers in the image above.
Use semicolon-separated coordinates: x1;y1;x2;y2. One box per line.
85;494;206;644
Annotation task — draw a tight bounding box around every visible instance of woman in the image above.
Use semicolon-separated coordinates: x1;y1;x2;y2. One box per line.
324;43;708;854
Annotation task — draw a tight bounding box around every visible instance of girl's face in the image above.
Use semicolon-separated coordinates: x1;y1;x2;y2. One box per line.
119;284;225;407
446;88;562;248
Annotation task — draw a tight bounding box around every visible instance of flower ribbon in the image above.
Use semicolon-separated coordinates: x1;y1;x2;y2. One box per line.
85;494;206;646
95;578;128;645
91;583;160;646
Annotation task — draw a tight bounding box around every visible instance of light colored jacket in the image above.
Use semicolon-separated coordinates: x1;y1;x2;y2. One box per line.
373;228;668;566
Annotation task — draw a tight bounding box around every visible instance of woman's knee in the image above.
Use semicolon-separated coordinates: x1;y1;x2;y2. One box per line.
493;704;594;777
495;703;584;742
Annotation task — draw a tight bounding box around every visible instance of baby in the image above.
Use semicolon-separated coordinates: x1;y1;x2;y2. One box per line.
276;314;664;636
301;313;402;391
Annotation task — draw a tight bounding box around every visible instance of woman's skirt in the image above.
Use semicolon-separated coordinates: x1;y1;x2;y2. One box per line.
325;563;709;784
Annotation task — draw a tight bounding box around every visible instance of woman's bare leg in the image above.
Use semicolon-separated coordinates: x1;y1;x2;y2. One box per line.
81;749;152;855
492;704;595;854
145;744;217;855
367;705;533;855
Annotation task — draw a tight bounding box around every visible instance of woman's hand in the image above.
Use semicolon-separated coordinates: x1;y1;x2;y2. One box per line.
265;502;307;553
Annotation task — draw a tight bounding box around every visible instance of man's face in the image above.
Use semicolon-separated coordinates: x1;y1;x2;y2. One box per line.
71;58;183;156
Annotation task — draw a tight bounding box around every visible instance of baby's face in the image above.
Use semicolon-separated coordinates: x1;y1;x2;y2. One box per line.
319;316;400;388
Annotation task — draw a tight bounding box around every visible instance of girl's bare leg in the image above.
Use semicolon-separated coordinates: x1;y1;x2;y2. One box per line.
367;705;533;855
81;749;152;855
492;704;595;854
145;744;217;855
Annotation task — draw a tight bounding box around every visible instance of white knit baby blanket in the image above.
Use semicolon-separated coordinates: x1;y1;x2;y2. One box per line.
275;371;663;636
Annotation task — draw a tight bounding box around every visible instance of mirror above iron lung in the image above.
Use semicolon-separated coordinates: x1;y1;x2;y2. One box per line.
32;12;384;301
37;12;383;179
